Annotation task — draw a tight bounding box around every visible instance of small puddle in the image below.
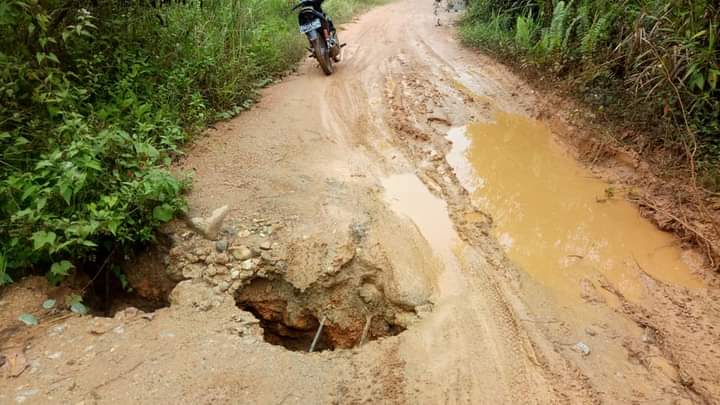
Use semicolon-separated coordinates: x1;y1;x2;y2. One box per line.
447;112;703;301
382;173;464;296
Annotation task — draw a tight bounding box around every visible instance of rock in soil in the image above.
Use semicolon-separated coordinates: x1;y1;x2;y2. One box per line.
169;280;222;311
215;240;229;252
358;283;382;305
182;264;203;279
232;246;253;261
189;205;230;240
214;253;229;265
573;342;591;357
241;259;256;271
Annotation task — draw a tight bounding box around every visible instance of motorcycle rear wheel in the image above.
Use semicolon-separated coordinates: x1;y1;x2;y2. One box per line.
314;39;334;76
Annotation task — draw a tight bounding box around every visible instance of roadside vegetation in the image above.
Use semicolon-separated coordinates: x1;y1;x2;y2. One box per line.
0;0;382;285
460;0;719;188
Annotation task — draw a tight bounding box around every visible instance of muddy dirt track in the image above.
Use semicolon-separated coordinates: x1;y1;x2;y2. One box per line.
2;0;720;403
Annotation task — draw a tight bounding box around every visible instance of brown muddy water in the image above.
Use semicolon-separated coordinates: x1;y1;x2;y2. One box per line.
382;173;464;298
446;112;703;301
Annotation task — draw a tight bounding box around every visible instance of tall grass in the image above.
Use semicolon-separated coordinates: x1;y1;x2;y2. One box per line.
460;12;514;48
461;0;720;187
325;0;388;22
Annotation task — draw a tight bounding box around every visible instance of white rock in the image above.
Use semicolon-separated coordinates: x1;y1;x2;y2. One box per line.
241;260;256;271
573;342;591;356
189;205;230;240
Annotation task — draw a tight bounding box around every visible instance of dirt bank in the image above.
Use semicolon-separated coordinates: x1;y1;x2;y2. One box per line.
1;1;719;403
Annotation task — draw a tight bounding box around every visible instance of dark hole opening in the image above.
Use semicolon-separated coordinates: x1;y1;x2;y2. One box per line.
238;302;335;352
234;278;409;353
83;264;168;317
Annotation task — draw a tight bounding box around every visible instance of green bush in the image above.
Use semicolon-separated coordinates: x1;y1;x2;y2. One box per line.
460;12;514;48
461;0;720;184
0;0;379;285
324;0;387;23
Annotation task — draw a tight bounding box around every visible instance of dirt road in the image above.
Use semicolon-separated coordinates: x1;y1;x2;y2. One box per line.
2;0;720;403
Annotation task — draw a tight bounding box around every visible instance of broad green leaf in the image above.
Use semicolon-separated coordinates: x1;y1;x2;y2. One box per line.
0;272;11;286
103;195;118;208
32;231;56;250
35;160;52;170
152;204;174;222
59;182;72;204
36;197;47;211
21;184;38;201
0;2;15;25
0;254;11;286
50;260;73;276
83;159;102;171
690;72;705;91
135;143;159;159
18;313;38;326
46;53;59;64
107;219;121;235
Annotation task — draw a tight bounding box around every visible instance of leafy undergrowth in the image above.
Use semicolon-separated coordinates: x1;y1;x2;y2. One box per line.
324;0;389;23
0;0;380;285
460;0;719;187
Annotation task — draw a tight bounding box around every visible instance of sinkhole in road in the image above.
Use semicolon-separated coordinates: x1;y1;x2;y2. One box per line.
83;253;170;317
235;277;407;352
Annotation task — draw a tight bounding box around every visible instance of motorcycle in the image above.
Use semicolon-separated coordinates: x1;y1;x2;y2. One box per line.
292;0;343;75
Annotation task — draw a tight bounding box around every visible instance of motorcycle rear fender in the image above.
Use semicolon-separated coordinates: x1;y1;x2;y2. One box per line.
306;29;319;41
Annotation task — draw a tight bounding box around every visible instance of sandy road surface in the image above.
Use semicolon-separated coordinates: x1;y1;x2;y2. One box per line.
2;0;719;403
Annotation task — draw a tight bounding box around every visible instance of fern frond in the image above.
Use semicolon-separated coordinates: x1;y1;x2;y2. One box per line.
581;13;611;55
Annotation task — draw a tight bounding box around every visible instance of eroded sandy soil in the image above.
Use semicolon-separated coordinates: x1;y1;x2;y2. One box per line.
2;0;719;403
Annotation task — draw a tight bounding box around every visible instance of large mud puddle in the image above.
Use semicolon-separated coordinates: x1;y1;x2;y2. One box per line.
447;112;703;300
